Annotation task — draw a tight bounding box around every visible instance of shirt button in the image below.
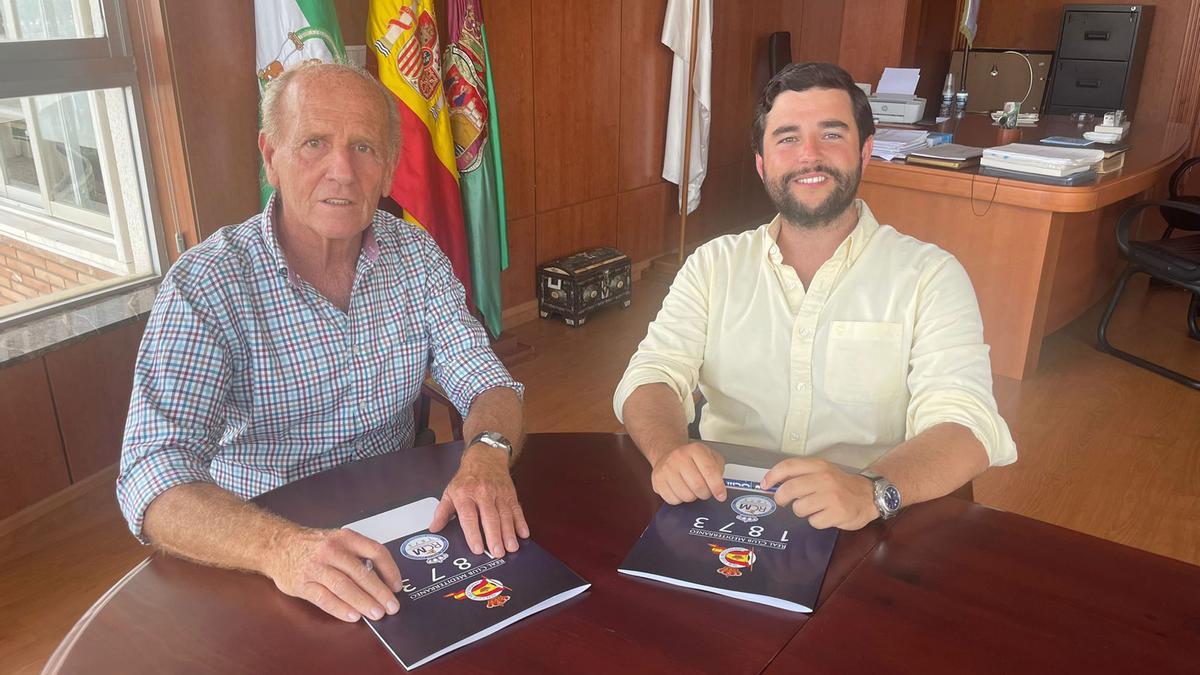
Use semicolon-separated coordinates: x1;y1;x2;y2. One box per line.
799;328;811;338
796;382;806;391
790;432;801;441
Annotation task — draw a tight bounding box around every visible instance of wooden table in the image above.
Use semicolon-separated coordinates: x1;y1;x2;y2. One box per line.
860;113;1190;380
45;433;1200;673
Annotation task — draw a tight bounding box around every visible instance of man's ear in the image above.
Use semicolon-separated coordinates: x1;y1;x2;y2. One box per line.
860;135;874;168
754;152;765;181
259;131;280;188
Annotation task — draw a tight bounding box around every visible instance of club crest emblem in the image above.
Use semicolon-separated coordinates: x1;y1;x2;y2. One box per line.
731;494;776;522
444;576;511;608
400;533;450;564
709;544;756;578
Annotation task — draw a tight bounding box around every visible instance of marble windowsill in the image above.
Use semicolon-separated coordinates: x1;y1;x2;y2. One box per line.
0;283;159;367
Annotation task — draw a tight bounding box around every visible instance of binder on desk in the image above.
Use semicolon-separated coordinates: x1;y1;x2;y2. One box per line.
906;143;984;169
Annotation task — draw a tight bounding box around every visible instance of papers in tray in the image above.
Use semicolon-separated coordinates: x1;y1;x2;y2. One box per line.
345;499;590;670
980;143;1103;176
618;464;837;613
871;129;930;161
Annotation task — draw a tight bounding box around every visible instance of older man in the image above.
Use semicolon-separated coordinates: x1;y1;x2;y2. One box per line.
118;63;525;624
614;62;1016;530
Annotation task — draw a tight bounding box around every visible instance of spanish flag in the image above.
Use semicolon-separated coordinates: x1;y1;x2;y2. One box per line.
368;0;472;297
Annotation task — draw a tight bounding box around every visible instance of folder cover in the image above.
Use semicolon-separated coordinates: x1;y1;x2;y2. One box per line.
345;499;590;670
618;465;837;613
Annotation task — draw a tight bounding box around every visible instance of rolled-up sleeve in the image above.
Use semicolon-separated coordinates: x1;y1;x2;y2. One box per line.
117;279;231;541
421;235;523;416
613;248;710;424
905;256;1017;466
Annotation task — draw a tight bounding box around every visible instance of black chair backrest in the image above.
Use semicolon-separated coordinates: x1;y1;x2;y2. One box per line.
1163;157;1200;233
768;32;791;77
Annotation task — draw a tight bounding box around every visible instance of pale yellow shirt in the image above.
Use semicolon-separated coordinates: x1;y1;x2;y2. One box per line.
613;200;1017;469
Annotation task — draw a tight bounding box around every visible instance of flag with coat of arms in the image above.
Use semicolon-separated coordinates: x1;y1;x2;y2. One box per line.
368;0;474;302
254;0;346;206
444;0;509;338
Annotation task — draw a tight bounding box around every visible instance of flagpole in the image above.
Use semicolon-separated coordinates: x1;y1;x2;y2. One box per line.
676;0;701;265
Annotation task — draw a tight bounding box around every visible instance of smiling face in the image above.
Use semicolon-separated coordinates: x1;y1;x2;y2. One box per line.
259;69;395;244
754;88;874;229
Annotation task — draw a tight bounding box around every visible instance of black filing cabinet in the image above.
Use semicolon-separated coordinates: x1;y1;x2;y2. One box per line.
1045;4;1153;117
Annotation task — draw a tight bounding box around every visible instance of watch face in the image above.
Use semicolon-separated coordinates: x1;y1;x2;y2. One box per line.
882;485;902;512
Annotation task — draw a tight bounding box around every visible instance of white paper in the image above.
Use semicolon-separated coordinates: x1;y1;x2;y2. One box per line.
342;497;440;543
723;463;769;484
876;67;920;96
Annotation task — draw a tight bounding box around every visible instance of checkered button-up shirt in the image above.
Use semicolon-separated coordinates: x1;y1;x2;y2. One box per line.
117;198;522;539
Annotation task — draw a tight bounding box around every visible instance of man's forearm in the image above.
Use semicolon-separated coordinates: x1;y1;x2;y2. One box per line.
142;482;299;576
869;422;990;507
622;383;691;466
462;386;525;462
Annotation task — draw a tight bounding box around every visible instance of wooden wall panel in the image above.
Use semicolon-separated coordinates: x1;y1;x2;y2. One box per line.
972;0;1062;51
837;0;910;86
740;158;775;227
487;0;537;221
909;0;958;107
708;0;756;170
686;162;743;244
798;0;844;64
618;0;673;192
333;0;368;44
501;215;536;308
617;183;674;264
162;0;259;238
43;318;147;481
0;359;70;520
535;196;619;265
531;0;621;213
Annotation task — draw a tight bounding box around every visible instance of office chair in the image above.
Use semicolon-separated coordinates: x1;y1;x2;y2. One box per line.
1096;199;1200;389
413;379;464;446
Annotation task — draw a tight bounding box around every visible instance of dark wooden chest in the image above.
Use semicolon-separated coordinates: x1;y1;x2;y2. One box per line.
537;247;632;326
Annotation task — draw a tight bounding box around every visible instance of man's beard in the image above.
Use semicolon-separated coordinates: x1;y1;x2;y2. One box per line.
765;161;861;229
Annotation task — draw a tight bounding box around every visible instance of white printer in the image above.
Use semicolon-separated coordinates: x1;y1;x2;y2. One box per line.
869;94;927;124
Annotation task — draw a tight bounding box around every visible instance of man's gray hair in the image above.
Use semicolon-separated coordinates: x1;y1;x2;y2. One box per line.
260;60;402;163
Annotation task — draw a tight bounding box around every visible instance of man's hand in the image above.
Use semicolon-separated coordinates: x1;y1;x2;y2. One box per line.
650;442;728;505
263;526;404;623
761;458;877;530
429;444;529;558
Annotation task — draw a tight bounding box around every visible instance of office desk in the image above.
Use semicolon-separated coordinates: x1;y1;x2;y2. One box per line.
45;434;1200;673
860;114;1190;380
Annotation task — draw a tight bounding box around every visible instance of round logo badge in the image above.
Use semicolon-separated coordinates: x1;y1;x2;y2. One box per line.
400;533;450;564
731;494;776;522
717;546;757;569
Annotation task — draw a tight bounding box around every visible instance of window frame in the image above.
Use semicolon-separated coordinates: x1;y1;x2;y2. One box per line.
0;0;167;327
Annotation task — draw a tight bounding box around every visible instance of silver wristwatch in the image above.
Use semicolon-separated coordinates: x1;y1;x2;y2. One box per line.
469;431;513;458
861;469;902;520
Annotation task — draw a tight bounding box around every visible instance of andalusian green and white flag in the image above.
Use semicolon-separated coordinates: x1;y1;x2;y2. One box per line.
254;0;346;206
445;0;509;338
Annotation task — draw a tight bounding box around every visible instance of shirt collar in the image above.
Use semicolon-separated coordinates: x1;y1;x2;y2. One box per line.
761;199;880;267
259;193;382;285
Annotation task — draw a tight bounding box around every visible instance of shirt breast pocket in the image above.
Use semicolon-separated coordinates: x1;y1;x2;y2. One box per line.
824;321;905;404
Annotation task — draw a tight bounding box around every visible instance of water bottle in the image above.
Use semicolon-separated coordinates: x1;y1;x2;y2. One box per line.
940;73;954;118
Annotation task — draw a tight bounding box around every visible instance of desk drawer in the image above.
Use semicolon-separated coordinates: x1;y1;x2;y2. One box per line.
1059;9;1140;61
1047;59;1127;111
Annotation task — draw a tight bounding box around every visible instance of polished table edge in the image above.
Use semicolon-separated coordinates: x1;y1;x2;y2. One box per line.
43;558;152;675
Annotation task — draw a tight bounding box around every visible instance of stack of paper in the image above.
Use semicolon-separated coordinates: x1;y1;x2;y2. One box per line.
1084;121;1130;144
871;129;929;161
980;143;1104;178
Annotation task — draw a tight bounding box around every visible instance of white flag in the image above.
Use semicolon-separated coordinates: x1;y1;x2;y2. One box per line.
959;0;980;47
254;0;345;93
661;0;712;215
254;0;345;204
